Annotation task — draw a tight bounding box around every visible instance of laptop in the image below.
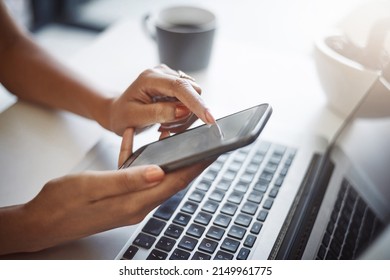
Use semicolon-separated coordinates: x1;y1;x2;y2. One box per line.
114;76;390;260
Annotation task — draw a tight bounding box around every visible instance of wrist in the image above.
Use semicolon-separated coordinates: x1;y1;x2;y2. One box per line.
87;94;113;132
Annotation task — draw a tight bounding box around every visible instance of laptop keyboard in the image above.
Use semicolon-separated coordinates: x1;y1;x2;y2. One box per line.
317;178;384;260
119;140;296;260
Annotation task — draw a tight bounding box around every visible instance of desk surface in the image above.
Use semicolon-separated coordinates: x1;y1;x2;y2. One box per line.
1;0;367;259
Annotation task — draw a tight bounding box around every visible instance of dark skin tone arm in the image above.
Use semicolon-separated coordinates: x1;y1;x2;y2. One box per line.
0;2;216;135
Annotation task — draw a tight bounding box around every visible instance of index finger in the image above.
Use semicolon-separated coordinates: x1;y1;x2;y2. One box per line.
142;70;217;125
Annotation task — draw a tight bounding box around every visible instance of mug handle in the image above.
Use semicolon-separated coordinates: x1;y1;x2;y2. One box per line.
142;13;156;41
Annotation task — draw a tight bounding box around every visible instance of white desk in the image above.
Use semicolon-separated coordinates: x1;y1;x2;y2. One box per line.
1;0;364;259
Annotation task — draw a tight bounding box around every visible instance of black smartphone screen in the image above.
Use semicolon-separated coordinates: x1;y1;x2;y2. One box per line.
122;103;271;171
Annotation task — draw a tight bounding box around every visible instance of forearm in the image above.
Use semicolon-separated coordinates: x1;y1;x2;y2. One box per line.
0;32;112;130
0;204;37;255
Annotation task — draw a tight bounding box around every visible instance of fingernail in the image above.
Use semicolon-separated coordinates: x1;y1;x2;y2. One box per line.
205;109;216;124
144;165;165;183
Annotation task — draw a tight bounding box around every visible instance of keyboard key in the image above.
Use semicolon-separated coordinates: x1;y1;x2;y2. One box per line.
326;220;335;235
256;210;268;222
317;244;326;259
247;191;264;204
192;251;211;260
214;250;234;260
274;176;284;187
322;231;331;247
234;181;250;193
213;214;232;228
263;198;274;210
142;218;166;236
235;213;252;227
246;163;259;174
285;150;296;165
133;233;156;249
228;225;246;240
251;153;264;165
202;200;219;213
280;166;290;176
181;201;198;214
188;190;205;203
186;223;206;238
178;235;198;251
269;154;282;165
259;170;274;182
164;224;184;239
196;180;212;192
216;178;231;191
169;248;191;260
122;245;138;260
265;162;278;173
156;236;176;252
234;152;247;163
244;234;257;248
230;160;243;172
268;187;279;198
194;211;212;225
221;237;240;253
223;169;237;181
199;238;219;254
325;248;338;260
204;170;218;181
250;222;263;234
209;190;225;202
254;180;269;192
147;249;167;260
227;191;244;204
173;212;192;226
206;226;225;240
210;158;224;170
221;202;238;216
241;202;258;215
241;172;255;183
237;247;251;260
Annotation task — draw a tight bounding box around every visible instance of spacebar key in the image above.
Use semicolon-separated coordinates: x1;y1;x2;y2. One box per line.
153;185;190;220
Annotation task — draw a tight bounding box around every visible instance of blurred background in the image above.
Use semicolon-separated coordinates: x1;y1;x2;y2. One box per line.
0;0;375;114
4;0;136;58
4;0;370;60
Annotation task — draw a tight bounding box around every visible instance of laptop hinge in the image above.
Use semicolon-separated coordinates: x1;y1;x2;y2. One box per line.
269;153;334;259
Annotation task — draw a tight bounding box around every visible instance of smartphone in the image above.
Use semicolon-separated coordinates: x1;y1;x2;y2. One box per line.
120;103;272;172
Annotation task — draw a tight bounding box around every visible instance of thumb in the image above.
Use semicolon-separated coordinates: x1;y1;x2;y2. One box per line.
118;127;135;168
85;165;165;202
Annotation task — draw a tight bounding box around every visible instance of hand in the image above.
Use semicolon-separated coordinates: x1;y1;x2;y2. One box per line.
105;64;216;135
0;128;210;255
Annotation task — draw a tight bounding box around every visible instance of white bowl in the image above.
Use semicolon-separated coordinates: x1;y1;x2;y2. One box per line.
313;31;379;117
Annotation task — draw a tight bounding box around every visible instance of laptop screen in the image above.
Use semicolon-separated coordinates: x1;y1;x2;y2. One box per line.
302;76;390;260
333;77;390;222
274;75;390;260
